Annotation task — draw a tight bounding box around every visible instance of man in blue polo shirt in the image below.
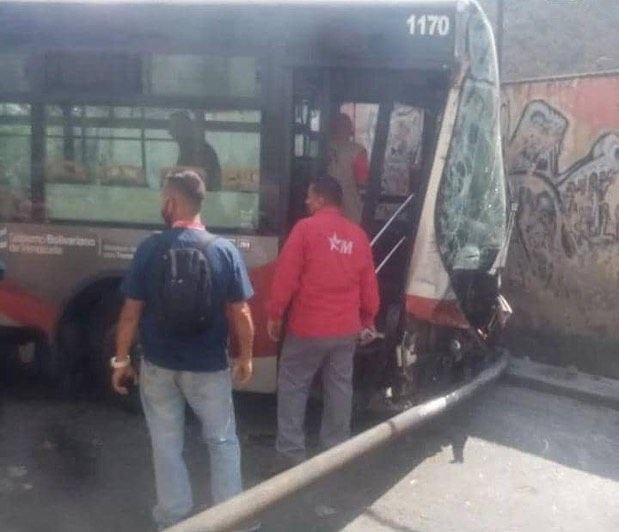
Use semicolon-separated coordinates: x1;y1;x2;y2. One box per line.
111;169;255;529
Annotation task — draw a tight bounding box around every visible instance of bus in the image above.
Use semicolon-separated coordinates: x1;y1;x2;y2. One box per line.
0;0;509;403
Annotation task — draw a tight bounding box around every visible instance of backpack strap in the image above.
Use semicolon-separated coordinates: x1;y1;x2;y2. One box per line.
193;230;219;252
153;229;218;258
152;230;175;264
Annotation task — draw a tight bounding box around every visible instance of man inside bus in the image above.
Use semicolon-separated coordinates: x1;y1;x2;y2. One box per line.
168;110;223;191
267;176;379;469
111;169;254;529
327;112;370;224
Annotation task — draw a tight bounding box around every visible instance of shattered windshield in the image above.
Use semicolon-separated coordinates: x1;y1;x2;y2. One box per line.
436;12;507;273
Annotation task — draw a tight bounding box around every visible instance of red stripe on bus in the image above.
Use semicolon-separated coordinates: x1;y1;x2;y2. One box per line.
0;262;278;357
248;262;277;358
406;294;469;329
0;283;57;334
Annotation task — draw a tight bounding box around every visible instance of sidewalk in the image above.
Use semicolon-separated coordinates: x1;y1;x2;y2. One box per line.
504;356;619;410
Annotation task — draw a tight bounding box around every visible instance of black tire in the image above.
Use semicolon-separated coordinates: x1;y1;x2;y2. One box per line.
0;343;18;386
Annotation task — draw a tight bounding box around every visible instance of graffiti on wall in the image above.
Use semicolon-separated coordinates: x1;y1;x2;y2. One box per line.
502;75;619;338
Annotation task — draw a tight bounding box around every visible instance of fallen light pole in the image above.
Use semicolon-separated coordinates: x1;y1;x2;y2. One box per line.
167;353;508;532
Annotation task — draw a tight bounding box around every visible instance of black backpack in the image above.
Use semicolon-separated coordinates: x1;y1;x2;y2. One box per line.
152;231;217;336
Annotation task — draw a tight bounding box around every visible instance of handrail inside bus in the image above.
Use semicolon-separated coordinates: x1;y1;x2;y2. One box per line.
370;192;415;249
375;236;406;274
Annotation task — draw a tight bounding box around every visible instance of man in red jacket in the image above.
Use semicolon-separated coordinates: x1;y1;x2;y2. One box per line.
267;176;380;465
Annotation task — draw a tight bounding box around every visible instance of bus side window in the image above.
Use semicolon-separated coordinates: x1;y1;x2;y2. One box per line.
339;103;378;164
0;103;32;222
42;105;261;230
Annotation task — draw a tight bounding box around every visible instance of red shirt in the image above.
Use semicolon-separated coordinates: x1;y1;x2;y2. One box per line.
267;206;380;338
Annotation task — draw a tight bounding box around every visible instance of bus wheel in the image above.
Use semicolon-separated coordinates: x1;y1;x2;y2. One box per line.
0;342;18;386
88;295;142;413
56;319;90;394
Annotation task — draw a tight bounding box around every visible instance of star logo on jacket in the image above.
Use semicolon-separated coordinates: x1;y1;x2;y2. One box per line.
328;232;353;255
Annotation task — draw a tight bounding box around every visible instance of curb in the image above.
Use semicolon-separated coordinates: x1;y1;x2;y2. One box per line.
503;356;619;410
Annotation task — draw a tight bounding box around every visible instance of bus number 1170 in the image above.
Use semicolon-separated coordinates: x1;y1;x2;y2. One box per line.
407;14;451;36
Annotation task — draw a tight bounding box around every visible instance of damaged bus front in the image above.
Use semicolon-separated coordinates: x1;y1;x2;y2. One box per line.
359;2;512;409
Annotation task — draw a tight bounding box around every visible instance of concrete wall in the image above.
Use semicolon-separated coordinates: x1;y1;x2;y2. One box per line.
501;74;619;378
478;0;619;80
472;1;619;377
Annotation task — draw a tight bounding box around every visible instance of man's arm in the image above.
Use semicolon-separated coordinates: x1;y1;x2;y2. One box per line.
202;142;222;191
224;242;256;386
115;299;144;360
266;223;305;340
112;298;144;394
111;236;154;394
227;301;255;386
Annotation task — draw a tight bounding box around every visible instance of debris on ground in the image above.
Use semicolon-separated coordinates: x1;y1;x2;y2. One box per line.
314;504;337;518
0;478;14;494
40;439;57;451
7;466;28;479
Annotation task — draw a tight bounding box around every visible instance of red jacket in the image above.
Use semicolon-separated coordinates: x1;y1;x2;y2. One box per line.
267;206;380;338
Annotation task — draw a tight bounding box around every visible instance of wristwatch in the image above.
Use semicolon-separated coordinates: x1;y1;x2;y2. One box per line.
110;356;131;369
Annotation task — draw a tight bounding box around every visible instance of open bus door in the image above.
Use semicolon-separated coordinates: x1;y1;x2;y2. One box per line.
288;66;449;325
287;66;454;406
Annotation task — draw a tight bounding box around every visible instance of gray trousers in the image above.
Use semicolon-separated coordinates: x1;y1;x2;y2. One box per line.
276;333;357;461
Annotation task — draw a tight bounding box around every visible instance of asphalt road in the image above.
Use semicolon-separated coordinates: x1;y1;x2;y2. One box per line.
0;368;617;532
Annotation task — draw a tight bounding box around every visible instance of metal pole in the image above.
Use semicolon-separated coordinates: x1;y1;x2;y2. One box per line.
167;354;508;532
370;192;415;248
375;236;406;274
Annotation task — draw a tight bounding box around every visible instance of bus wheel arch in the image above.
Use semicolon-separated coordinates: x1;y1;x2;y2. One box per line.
55;276;124;390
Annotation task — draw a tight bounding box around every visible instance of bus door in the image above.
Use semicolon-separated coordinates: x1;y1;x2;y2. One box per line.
303;68;449;330
289;69;331;228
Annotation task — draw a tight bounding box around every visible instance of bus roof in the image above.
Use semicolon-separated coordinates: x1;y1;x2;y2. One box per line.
6;0;465;6
1;0;468;70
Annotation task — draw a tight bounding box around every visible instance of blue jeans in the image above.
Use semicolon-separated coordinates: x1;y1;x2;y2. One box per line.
140;358;242;528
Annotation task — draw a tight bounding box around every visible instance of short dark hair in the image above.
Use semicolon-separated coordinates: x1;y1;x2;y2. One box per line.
163;169;206;212
309;176;343;207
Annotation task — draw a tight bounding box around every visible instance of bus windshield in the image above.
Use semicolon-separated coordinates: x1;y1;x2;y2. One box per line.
436;10;507;273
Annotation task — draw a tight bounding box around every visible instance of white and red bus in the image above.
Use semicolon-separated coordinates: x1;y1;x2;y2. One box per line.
0;0;508;401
